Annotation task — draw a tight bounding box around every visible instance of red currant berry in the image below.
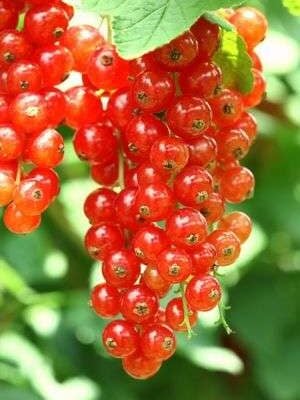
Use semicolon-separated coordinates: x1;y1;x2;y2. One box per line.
188;135;217;169
6;61;43;95
209;89;243;128
140;323;176;360
24;4;69;46
219;166;255;203
154;31;199;70
136;163;164;186
179;61;222;98
249;49;263;71
103;249;140;289
102;320;139;358
167;95;212;139
174;165;213;206
218;211;252;244
4;202;41;234
149;136;189;175
142;266;170;297
157;246;192;283
191;242;217;276
207;229;241;266
186;275;221;311
166;208;208;250
233;112;257;144
61;25;104;72
27;167;60;199
90;157;119;187
132;225;169;263
129;53;158;79
65;86;103;128
90;283;120;318
84;188;117;225
0;171;15;206
0;30;32;69
229;7;268;49
165;297;197;332
0;159;18;178
191;17;220;59
0;94;10;124
216;127;250;161
87;44;130;91
132;70;175;112
41;87;66;128
115;187;146;232
120;284;158;323
135;182;174;222
0;0;18;30
122;350;162;380
243;68;266;108
107;87;138;130
0;124;23;161
198;192;225;224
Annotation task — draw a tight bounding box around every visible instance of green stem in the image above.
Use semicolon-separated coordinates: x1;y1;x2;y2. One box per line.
104;15;113;43
179;282;194;339
118;147;125;190
217;299;234;335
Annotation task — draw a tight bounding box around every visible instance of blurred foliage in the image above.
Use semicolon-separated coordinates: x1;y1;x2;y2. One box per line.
1;0;300;399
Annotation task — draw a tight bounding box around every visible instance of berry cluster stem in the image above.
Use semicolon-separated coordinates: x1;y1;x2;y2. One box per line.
180;282;194;339
118;148;125;190
217;299;234;335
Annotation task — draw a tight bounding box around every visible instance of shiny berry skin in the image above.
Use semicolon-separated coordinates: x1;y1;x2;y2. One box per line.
0;125;23;161
191;17;220;59
122;350;162;380
186;275;221;311
179;61;222;98
84;188;117;225
198;192;225;224
0;0;18;30
207;229;241;266
132;70;175;112
25;129;64;168
149;136;189;175
209;89;243;128
233;112;257;144
90;157;118;186
219;166;255;203
121;284;158;323
65;86;103;128
165;298;197;332
34;44;74;87
136;163;164;186
128;53;158;79
87;44;130;91
90;283;120;318
102;320;139;358
0;159;18;178
41;87;66;127
107;87;138;130
73;124;117;163
24;4;69;46
103;249;140;289
167;96;212;139
229;7;268;49
142;266;170;297
13;178;52;216
3;203;41;234
191;242;217;276
61;25;104;72
174;165;213;206
140;323;176;360
9;92;48;134
124;115;168;162
154;31;198;71
216;127;250;161
6;61;43;95
124;166;138;188
0;94;10;124
26;167;60;199
157;246;192;283
135;182;174;221
250;49;263;71
0;171;15;206
243;68;266;108
188;135;217;168
218;211;252;244
114;187;144;232
166;208;208;250
84;223;124;261
0;30;32;69
132;225;169;263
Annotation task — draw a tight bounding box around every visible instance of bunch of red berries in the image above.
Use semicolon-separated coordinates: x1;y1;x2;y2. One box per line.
0;0;76;233
77;7;268;379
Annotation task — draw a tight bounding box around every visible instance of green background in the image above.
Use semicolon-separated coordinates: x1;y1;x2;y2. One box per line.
1;1;300;399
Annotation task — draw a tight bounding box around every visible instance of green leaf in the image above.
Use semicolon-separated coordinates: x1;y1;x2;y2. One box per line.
214;30;253;93
81;0;244;59
204;11;234;31
282;0;300;15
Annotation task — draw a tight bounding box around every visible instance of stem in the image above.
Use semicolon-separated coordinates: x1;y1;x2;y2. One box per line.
217;300;234;335
15;160;22;185
118;147;125;190
179;282;195;339
104;15;113;43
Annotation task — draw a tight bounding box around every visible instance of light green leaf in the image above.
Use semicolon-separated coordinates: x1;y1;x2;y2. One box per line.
204;11;234;31
81;0;244;59
282;0;300;15
214;30;253;93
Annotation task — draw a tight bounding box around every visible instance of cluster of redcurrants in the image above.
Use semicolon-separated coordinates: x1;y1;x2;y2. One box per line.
78;7;268;379
0;0;77;233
